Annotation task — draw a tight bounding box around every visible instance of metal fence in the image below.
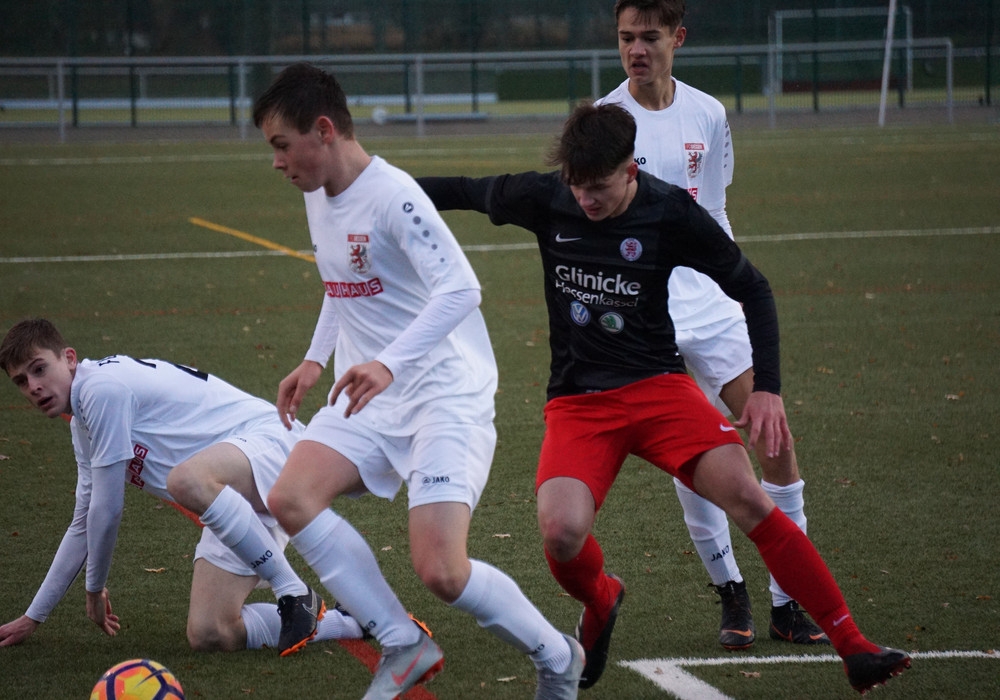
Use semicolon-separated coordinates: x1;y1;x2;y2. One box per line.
0;38;967;141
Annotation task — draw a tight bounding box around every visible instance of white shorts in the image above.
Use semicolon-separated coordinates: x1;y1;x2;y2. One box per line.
303;406;495;511
676;316;753;415
193;420;303;578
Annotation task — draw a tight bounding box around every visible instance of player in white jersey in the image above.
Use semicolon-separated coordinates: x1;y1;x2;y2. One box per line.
0;318;363;654
252;62;583;700
596;0;828;650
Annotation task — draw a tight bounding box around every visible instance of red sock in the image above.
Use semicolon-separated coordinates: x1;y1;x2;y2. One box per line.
545;535;619;647
748;508;879;658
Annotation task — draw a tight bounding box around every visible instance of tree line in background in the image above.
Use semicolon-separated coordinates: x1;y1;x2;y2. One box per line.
0;0;995;57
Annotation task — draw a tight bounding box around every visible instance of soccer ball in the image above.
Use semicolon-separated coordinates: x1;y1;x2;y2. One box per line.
90;659;185;700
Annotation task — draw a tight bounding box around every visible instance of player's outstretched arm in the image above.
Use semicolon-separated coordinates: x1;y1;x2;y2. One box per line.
732;391;793;460
0;615;41;647
276;360;324;429
85;588;120;637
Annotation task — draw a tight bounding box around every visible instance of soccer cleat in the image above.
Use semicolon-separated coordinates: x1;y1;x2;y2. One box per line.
715;580;755;650
769;600;831;645
843;646;911;694
535;633;585;700
277;586;327;657
362;625;444;700
575;574;625;689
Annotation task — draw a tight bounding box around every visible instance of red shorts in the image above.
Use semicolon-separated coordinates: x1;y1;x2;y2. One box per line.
535;373;745;510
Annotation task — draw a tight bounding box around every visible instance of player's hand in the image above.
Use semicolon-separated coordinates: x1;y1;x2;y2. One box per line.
0;615;40;647
732;391;792;459
86;588;121;637
330;361;393;417
276;360;324;429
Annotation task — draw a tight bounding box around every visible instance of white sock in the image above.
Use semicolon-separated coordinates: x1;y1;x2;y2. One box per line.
761;479;807;607
199;486;306;599
450;559;571;673
239;602;364;649
673;477;742;586
291;509;417;649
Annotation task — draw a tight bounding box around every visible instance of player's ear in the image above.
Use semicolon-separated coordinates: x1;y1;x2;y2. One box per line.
673;26;687;48
626;160;640;181
315;115;337;143
64;347;77;371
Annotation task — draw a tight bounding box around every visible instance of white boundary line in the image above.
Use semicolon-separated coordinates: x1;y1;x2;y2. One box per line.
621;650;998;699
1;226;997;265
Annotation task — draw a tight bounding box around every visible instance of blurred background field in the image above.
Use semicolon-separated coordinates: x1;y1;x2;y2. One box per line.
1;120;998;698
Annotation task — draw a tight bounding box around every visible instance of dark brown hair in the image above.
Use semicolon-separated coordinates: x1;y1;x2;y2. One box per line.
0;318;68;375
548;102;637;186
614;0;686;30
252;62;354;138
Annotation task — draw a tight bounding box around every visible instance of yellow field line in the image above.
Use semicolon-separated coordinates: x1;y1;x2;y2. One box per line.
188;216;315;263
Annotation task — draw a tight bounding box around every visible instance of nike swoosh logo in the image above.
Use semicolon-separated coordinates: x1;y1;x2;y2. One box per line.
722;628;754;637
391;647;425;685
719;424;737;432
833;614;850;627
555;233;582;242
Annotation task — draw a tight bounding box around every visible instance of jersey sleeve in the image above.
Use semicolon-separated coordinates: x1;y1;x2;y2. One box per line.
24;461;93;622
667;194;781;394
375;287;482;378
383;184;481;298
419;171;554;234
74;372;137;469
304;293;340;367
700;117;735;238
84;459;128;593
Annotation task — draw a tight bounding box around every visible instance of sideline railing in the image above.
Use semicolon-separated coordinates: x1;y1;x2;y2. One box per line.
0;39;960;142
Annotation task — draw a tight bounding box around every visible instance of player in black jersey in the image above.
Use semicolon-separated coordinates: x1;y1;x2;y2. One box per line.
417;103;909;694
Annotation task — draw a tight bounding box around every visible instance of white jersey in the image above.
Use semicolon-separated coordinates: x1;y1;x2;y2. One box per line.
70;356;281;499
597;78;744;331
302;156;497;435
25;356;293;622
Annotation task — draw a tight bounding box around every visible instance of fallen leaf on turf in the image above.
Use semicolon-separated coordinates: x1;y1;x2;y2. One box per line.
740;671;761;679
493;533;511;538
497;676;517;682
144;568;166;574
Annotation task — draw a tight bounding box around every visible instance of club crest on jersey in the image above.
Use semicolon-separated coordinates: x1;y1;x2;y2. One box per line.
620;237;642;262
686;142;705;177
570;301;590;326
347;233;371;274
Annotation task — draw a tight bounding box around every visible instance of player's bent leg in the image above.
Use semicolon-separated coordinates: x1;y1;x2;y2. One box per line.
267;439;366;536
187;559;260;651
167;442;267;514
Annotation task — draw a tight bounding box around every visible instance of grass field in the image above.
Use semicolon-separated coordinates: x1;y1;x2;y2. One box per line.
1;121;998;699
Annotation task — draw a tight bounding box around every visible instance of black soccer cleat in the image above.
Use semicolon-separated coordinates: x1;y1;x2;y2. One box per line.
769;600;830;645
277;586;327;657
715;580;755;650
575;574;625;689
843;646;911;694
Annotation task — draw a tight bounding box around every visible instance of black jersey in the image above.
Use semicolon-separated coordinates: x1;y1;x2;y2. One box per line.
419;170;779;401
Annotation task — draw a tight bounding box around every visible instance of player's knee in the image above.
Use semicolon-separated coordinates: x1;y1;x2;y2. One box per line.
538;516;587;562
166;466;198;509
265;486;294;522
413;557;468;603
186;616;240;652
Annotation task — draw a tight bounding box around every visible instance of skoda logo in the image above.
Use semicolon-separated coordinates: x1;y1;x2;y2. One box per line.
599;312;625;333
